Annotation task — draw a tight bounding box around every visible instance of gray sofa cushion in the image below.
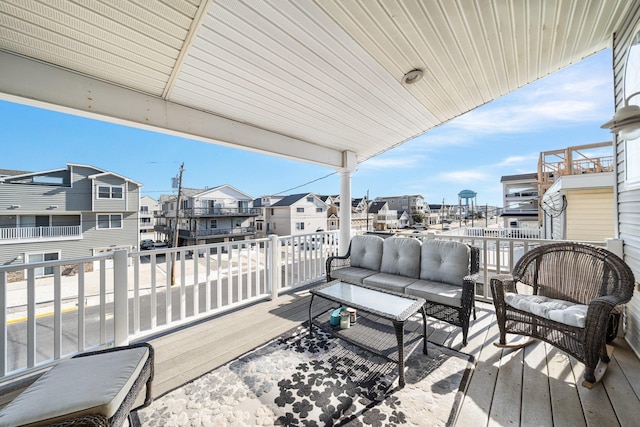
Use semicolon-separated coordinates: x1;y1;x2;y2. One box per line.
363;272;416;293
380;237;421;278
350;235;384;271
420;240;470;286
405;279;463;307
330;266;378;285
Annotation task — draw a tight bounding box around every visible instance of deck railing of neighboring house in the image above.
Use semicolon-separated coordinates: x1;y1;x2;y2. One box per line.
177;226;256;239
1;229;617;383
0;225;82;242
181;207;262;217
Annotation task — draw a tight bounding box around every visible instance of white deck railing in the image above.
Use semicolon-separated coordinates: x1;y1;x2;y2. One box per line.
0;225;82;242
1;230;614;382
0;231;338;380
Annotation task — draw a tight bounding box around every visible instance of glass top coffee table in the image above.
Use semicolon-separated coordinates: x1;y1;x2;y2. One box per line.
308;280;427;388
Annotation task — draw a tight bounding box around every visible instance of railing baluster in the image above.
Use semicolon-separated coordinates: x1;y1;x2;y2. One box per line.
100;259;106;344
27;269;35;369
1;271;7;376
78;265;85;352
53;265;62;360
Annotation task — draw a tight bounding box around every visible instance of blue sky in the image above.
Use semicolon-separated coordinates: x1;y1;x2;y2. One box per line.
1;50;614;207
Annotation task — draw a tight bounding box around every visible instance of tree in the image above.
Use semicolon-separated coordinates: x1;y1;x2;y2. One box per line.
412;213;424;224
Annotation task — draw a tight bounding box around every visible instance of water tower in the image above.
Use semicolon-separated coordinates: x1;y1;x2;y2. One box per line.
458;189;477;225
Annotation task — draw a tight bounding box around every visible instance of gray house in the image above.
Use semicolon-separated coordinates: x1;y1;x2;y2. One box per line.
0;164;141;275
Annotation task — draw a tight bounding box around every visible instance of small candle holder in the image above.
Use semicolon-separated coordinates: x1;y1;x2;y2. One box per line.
339;311;351;329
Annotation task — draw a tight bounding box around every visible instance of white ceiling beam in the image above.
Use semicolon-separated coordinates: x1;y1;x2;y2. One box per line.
0;51;344;169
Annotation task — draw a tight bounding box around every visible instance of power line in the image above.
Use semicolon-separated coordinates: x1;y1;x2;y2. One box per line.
273;172;337;196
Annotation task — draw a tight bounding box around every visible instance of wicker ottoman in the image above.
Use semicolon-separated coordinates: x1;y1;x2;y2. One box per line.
0;343;153;427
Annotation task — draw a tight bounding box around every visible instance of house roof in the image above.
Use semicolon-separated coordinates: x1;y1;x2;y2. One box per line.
500;173;538;183
367;201;387;213
0;169;32;177
270;193;323;207
0;1;633;170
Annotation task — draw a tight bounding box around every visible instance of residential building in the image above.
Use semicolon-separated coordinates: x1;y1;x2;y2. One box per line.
0;163;141;274
139;195;158;241
367;201;398;231
397;211;411;229
259;193;328;236
376;195;427;224
155;185;259;246
500;173;539;228
539;142;615;241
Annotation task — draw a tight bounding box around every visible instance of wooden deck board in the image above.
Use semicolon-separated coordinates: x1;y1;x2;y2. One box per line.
520;342;553;427
135;296;640;426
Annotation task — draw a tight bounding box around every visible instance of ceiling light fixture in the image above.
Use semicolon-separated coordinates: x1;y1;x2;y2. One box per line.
401;69;424;85
601;91;640;140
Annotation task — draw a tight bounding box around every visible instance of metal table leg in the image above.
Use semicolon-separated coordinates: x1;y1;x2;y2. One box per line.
308;294;315;338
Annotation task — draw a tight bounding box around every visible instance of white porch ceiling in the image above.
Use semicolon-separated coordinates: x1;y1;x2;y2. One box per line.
0;0;635;170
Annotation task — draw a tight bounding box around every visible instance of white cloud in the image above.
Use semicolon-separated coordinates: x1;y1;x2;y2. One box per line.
437;170;491;183
359;155;423;171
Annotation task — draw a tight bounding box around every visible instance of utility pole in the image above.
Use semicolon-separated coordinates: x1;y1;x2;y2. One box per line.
171;162;184;286
365;190;369;232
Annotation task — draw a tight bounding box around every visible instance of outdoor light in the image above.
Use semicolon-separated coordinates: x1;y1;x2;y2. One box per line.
601;91;640;140
9;205;20;209
401;68;424;85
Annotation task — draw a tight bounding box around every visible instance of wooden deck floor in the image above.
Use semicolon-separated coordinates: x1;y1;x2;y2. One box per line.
146;285;640;426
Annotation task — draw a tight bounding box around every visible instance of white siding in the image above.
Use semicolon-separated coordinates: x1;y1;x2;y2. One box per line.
612;4;640;357
565;189;615;242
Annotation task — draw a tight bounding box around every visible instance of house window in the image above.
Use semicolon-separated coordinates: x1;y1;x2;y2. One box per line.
97;214;123;229
27;252;59;277
297;207;304;213
257;223;263;231
210;219;217;229
97;185;124;199
141;218;151;224
270;208;274;215
140;206;149;213
296;222;305;230
306;196;313;202
316;208;323;213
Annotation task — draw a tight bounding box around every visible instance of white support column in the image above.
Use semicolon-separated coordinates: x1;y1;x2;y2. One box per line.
338;151;358;255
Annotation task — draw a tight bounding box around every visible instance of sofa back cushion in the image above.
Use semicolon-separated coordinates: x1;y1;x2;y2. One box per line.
380;237;422;278
350;235;384;271
420;240;471;286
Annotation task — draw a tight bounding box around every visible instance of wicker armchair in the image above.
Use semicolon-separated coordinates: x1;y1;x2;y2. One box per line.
491;242;636;387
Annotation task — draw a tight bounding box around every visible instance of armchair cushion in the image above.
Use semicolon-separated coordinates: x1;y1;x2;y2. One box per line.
504;292;588;328
420;240;470;286
0;345;150;426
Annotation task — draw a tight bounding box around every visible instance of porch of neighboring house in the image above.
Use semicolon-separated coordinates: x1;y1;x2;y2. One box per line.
145;287;640;426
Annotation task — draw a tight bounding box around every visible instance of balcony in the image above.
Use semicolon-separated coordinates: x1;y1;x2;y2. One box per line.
0;225;82;244
180;207;261;217
1;232;638;424
177;226;256;239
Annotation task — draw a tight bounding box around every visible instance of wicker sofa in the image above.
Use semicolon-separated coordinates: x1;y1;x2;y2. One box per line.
490;242;636;387
326;234;479;345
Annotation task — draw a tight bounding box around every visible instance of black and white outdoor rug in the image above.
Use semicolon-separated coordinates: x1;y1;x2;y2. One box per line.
138;324;473;426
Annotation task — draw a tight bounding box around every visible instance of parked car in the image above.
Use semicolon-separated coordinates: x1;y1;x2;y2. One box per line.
140;239;154;250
